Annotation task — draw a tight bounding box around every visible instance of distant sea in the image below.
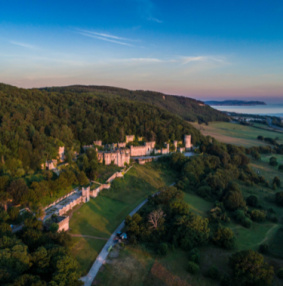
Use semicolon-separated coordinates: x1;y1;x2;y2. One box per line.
211;104;283;118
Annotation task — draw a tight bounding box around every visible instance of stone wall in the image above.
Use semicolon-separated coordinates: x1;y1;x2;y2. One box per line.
58;196;85;216
106;171;124;183
118;142;126;148
130;145;147;156
57;216;69;232
58;146;65;162
43;190;76;211
90;183;111;198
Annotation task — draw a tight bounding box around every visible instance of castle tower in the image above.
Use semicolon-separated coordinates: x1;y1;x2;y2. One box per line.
82;186;90;202
58;146;65;162
173;140;178;149
184;135;192;149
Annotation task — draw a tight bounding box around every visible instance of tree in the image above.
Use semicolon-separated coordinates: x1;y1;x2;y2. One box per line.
0;192;11;211
269;157;278;167
148;209;165;230
272;176;281;189
246;195;258;207
275;192;283;207
229;250;274;285
212;226;235;249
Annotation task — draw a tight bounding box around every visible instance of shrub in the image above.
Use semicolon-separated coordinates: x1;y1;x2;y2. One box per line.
275;192;283;207
279;165;283;172
158;243;168;256
187;261;199;274
205;266;221;280
259;243;269;254
269;157;278;167
246;195;258;207
242;218;252;228
188;248;200;264
277;268;283;279
212;226;235;249
250;210;266;222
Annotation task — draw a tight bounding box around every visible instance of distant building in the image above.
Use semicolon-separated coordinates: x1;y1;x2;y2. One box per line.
58;146;65;162
97;149;130;167
93;140;102;146
184;135;192;149
125;135;135;143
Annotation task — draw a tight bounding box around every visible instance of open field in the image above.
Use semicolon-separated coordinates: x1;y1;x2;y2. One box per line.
70;162;177;274
95;245;219;286
191;122;283;147
184;192;213;217
260;154;283;165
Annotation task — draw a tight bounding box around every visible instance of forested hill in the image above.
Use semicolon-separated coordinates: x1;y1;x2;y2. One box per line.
41;85;229;123
0;83;204;172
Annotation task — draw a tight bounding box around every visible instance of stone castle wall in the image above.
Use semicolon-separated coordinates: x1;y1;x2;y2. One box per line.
125;135;135;143
57;216;70;232
184;135;192;149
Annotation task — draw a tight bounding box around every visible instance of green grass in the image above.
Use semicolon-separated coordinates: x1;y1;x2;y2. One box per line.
184;193;213;217
260;154;283;165
70;237;106;275
269;227;283;259
192;121;283;147
70;162;177;274
96;164;123;183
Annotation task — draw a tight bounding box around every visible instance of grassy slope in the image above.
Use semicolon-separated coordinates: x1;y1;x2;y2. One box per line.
192;122;283;147
70;162;177;275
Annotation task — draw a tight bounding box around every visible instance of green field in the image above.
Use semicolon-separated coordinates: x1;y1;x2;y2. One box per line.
96;164;123;183
192;121;283;147
184;192;213;217
70;162;177;274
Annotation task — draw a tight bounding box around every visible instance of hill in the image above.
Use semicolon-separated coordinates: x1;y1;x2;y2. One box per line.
41;85;229;123
0;83;204;172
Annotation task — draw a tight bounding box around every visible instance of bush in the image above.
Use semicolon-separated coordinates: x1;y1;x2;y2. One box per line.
158;243;168;256
188;248;200;264
279;165;283;172
242;218;252;228
269;157;278;167
187;261;199;274
259;243;269;254
275;192;283;207
250;210;266;222
246;195;258;207
277;268;283;279
205;266;221;280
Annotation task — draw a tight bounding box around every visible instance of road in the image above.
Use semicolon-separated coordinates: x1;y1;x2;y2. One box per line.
80;198;149;286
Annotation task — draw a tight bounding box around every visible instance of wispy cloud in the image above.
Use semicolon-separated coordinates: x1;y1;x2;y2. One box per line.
180;56;227;65
136;0;162;23
9;41;38;50
77;29;135;47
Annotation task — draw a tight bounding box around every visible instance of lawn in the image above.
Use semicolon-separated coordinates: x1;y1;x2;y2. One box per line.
191;122;283;147
184;192;213;217
69;162;177;275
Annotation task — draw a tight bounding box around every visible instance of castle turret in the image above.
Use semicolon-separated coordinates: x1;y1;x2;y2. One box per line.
82;186;90;202
184;135;192;149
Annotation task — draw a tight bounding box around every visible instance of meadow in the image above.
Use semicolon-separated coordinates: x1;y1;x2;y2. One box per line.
191;122;283;147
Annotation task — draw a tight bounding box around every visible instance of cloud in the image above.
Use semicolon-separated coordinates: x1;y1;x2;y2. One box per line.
77;29;135;47
112;57;163;64
9;41;38;50
135;0;162;23
180;56;227;65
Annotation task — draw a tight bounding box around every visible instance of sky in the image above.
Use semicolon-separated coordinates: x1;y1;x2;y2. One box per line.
0;0;283;103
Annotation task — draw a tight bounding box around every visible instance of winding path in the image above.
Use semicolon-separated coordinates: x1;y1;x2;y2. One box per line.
80;198;149;286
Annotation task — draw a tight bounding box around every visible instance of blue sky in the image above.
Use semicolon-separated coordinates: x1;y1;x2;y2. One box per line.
0;0;283;102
